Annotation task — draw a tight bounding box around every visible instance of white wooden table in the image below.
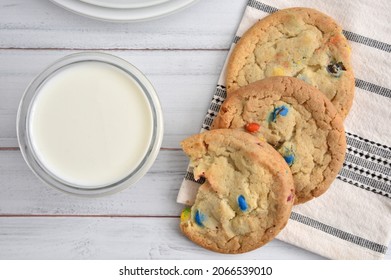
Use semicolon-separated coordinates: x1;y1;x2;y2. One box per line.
0;0;388;260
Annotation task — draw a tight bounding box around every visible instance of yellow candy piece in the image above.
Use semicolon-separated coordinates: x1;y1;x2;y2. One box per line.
180;207;191;222
272;66;285;76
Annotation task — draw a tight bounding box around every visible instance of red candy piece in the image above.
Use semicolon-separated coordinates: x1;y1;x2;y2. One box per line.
245;122;260;133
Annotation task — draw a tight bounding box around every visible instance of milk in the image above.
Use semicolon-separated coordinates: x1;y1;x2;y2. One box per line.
29;61;153;188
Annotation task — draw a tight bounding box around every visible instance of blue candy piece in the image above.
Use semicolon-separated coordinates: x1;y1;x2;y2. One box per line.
284;154;295;166
279;106;289;116
194;210;205;227
270;105;289;122
237;195;248;212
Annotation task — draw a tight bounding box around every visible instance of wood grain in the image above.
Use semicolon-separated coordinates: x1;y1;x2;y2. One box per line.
0;149;186;216
0;0;247;49
0;216;324;259
1;0;390;260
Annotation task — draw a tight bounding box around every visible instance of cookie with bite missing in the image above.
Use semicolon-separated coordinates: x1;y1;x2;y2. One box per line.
226;7;354;119
213;76;346;204
180;129;294;254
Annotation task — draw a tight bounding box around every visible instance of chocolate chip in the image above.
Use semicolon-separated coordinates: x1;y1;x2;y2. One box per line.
327;62;346;77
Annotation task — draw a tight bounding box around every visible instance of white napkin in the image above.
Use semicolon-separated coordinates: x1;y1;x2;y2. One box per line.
177;0;391;259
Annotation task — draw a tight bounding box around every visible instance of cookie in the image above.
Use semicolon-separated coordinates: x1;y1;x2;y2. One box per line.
226;7;354;119
213;76;346;204
180;129;294;254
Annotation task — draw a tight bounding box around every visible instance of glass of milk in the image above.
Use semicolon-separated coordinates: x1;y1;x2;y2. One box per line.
17;52;163;196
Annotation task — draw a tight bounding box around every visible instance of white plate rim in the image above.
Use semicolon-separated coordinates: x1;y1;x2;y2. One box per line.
80;0;172;9
49;0;199;22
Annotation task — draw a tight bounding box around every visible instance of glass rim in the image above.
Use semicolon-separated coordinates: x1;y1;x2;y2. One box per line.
16;52;164;197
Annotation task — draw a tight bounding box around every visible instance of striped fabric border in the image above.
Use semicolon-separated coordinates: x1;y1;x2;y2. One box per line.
342;160;390;183
343;131;391;197
337;175;390;198
185;168;206;185
290;212;388;254
355;79;391;98
345;153;390;176
342;30;391;53
338;168;390;195
346;132;391;158
247;0;278;14
246;0;391;53
202;85;226;130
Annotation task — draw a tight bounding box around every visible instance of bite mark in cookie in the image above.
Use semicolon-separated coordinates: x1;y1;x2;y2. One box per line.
180;129;295;254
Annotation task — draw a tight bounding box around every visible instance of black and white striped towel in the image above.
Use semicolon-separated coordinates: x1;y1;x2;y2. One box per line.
177;0;391;259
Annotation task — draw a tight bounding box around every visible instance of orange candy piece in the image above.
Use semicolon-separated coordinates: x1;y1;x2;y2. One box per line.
245;122;260;133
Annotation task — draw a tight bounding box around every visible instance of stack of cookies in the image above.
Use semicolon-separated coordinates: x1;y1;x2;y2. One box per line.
179;7;353;254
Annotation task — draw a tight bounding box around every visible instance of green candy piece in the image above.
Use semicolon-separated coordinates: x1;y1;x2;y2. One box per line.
180;207;191;222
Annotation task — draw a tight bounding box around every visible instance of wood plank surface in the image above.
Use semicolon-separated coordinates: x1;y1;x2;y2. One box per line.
0;0;390;260
0;217;324;260
0;0;247;49
0;149;186;216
